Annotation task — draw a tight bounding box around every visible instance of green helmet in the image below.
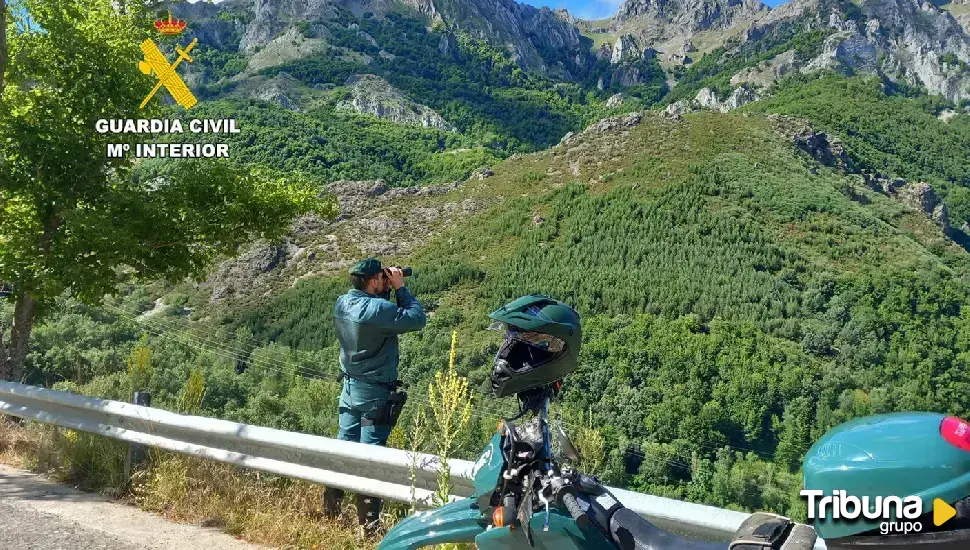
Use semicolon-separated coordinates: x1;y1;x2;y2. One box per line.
487;294;582;398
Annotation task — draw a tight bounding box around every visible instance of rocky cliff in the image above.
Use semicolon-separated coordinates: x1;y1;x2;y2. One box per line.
335;74;454;130
745;0;970;102
229;0;591;79
425;0;592;79
606;0;970;101
612;0;769;44
606;0;768;67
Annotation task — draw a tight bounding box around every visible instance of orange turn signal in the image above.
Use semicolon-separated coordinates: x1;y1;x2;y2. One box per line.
492;506;506;527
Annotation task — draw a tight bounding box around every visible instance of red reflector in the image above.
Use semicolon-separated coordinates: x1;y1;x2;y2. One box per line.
941;416;970;451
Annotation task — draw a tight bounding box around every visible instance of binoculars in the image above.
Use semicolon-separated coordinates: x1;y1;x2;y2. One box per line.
385;266;413;277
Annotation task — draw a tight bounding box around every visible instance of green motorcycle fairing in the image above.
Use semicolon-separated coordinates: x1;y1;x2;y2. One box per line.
379;430;616;549
378;501;616;550
473;431;506;503
475;508;616;550
377;433;502;550
377;499;488;550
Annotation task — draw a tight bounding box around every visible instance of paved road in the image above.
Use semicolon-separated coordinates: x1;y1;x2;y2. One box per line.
0;464;265;550
0;499;142;550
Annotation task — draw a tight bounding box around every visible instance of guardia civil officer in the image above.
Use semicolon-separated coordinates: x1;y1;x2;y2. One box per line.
322;258;426;537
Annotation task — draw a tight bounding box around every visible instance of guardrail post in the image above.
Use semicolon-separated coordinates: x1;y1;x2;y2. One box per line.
123;391;151;482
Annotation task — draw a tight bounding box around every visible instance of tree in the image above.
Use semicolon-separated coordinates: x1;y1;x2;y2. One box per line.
1;0;7;94
0;0;334;381
946;186;970;229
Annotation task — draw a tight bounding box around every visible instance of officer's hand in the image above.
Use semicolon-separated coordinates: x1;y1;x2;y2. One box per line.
385;267;406;290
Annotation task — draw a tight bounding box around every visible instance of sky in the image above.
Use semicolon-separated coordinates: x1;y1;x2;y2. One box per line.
522;0;788;21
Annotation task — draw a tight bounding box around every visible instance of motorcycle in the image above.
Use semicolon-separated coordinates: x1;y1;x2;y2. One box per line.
378;382;817;550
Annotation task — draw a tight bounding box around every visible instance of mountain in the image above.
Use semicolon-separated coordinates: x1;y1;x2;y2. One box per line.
594;0;970;102
175;0;970;124
403;0;591;79
741;0;970;102
180;0;593;80
605;0;770;64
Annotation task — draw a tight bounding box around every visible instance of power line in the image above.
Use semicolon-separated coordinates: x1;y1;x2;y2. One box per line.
103;303;522;426
100;302;771;477
104;303;335;380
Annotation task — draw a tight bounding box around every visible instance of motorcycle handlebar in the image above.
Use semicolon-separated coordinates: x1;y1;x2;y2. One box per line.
561;492;589;528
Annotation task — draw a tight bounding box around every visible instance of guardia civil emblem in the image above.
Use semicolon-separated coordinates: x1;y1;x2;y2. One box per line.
139;13;197;109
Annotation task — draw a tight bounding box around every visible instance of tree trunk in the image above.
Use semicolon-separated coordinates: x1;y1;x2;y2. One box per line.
0;316;6;381
0;291;36;382
0;0;7;378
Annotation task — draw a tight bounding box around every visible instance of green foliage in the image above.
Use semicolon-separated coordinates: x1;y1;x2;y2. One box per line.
940;52;960;66
426;331;472;505
127;336;154;394
257;55;364;88
0;0;333;381
25;298;140;386
405;405;430;511
220;113;970;515
947;187;970;228
177;370;206;414
187;100;500;186
747;74;970;189
195;47;248;82
214;5;253;25
295;20;313;39
666;28;832;104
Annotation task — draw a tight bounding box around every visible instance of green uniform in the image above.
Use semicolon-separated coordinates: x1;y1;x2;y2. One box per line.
333;286;426;443
323;258;427;531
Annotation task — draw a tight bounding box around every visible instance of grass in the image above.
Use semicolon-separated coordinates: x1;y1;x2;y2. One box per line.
0;417;381;550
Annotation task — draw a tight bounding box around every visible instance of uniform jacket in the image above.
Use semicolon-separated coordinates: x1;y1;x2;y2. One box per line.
333;287;426;408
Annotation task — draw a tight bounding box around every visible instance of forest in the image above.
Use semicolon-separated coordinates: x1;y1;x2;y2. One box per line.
190;5;657;182
748;74;970;196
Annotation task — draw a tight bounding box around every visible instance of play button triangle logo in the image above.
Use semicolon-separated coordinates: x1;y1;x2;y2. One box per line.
934;498;957;527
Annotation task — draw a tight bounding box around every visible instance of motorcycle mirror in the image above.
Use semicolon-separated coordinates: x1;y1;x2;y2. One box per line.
555;422;582;463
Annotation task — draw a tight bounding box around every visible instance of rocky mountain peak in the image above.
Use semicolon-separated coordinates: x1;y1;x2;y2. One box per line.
745;0;970;101
222;0;592;79
611;0;770;45
434;0;590;77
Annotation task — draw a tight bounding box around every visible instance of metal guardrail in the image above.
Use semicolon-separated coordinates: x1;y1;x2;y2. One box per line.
0;381;825;548
0;381;466;506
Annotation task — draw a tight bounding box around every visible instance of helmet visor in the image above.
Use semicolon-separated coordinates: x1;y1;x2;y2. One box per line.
494;326;567;375
508;328;565;353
